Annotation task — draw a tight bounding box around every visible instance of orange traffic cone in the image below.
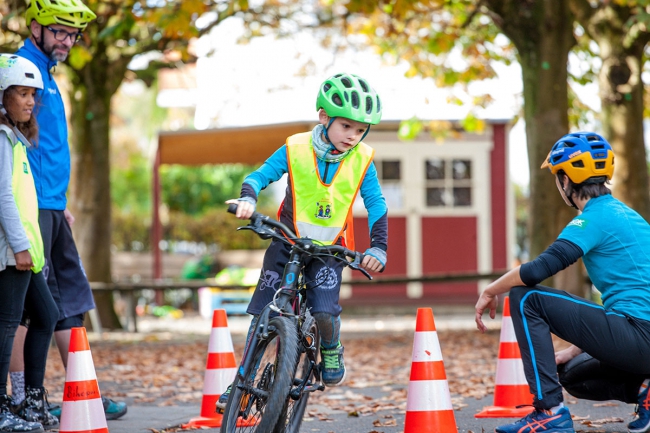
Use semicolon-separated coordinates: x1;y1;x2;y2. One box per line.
475;296;534;418
59;327;109;433
404;308;458;433
183;309;237;428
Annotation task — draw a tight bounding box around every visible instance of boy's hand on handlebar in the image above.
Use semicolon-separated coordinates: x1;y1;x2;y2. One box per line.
362;247;386;273
226;199;255;219
361;254;384;273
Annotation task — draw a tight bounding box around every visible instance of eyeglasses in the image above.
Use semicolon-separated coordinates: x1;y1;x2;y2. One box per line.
45;26;82;43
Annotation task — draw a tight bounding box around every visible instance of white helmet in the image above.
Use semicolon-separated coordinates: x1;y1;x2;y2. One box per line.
0;54;43;110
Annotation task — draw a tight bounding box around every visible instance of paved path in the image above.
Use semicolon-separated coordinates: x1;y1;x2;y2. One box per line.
105;395;637;432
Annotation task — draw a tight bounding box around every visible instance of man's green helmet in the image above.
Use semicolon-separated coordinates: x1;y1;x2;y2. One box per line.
316;73;382;125
26;0;97;30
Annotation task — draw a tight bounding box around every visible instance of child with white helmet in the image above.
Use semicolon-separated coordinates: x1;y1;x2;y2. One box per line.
0;53;59;431
11;0;126;421
220;72;388;410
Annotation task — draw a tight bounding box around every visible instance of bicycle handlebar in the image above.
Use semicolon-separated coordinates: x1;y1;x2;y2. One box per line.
227;203;372;279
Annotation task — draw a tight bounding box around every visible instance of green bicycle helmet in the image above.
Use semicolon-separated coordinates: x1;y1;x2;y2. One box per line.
316;73;382;125
26;0;96;30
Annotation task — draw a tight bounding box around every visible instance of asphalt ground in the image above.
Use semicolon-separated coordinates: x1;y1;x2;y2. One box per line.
86;312;641;432
102;385;638;433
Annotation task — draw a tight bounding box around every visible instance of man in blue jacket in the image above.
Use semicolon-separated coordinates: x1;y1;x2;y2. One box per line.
10;0;127;421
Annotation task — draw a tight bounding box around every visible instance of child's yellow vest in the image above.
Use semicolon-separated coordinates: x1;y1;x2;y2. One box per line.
2;125;44;273
286;132;374;250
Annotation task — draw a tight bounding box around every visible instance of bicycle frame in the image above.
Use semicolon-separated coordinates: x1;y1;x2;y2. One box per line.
236;243;312;389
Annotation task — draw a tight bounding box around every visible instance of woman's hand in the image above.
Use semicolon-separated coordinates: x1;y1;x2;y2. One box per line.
555;345;583;365
475;290;498;334
14;250;33;271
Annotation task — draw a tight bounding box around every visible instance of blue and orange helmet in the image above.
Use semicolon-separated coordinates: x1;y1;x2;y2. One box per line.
541;132;615;184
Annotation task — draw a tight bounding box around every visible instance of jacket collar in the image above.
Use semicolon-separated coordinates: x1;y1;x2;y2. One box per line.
22;38;58;72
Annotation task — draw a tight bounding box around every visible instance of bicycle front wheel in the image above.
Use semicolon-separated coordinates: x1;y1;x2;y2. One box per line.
274;312;320;433
220;316;298;433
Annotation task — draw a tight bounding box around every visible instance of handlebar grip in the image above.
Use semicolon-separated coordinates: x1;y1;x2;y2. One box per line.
227;203;238;214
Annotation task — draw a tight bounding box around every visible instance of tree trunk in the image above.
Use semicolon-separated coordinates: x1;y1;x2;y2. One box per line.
67;46;129;330
579;6;650;220
487;0;586;296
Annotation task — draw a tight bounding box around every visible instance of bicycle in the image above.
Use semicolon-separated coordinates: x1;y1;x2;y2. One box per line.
219;203;372;433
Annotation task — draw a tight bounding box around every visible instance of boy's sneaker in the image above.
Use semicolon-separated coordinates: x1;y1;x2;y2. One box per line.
216;385;232;414
629;385;650;433
101;396;127;420
320;342;346;386
495;407;574;433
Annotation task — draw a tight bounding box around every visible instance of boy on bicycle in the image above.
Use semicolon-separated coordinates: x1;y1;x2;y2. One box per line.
222;72;388;408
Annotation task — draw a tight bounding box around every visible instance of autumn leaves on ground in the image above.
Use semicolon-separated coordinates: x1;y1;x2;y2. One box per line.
41;328;499;411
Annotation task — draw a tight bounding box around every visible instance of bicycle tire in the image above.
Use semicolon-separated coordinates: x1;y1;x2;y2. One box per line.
273;312;320;433
220;316;298;433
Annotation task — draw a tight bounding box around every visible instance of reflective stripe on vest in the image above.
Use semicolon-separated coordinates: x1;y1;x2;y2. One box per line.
3;125;44;273
286;132;374;246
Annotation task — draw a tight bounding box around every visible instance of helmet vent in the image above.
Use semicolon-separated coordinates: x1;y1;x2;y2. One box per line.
586;135;601;142
25;73;34;79
591;144;605;149
595;161;606;169
376;96;381;112
359;79;369;92
351;91;359;109
323;83;331;92
331;93;343;107
341;77;352;88
571;160;585;168
365;96;373;114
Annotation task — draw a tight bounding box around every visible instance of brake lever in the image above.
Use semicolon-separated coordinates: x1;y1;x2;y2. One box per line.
348;253;372;280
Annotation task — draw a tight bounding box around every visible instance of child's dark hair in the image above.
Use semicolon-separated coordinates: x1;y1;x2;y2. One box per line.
0;86;38;144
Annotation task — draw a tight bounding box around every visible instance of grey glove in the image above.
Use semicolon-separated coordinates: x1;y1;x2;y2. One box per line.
364;247;387;267
238;196;257;210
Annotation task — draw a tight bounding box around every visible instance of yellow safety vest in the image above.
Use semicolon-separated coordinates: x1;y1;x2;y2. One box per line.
3;125;44;273
286;132;374;250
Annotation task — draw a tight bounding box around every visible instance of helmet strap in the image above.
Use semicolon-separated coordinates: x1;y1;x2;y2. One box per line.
360;125;371;142
562;187;579;210
34;25;51;58
323;117;336;144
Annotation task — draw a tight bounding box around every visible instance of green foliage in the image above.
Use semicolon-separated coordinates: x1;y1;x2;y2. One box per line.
161;164;258;215
111;151;151;215
165;208;272;251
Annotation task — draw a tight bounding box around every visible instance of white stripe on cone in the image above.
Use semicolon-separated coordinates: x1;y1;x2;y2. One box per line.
60;399;107;430
411;331;443;362
65;351;97;382
500;316;517;342
406;380;453;411
202;367;237;395
495;358;528;385
208;327;235;353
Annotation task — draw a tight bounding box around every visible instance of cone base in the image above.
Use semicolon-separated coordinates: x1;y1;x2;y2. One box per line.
404;409;457;433
474;405;534;418
182;415;258;429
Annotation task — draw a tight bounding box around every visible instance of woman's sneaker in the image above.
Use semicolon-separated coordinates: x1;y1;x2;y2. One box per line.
495;407;574;433
320;342;346;386
0;395;44;432
629;385;650;433
17;387;58;431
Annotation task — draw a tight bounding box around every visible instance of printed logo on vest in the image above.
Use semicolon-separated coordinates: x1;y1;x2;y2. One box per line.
23;162;28;174
567;218;587;228
315;201;332;219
